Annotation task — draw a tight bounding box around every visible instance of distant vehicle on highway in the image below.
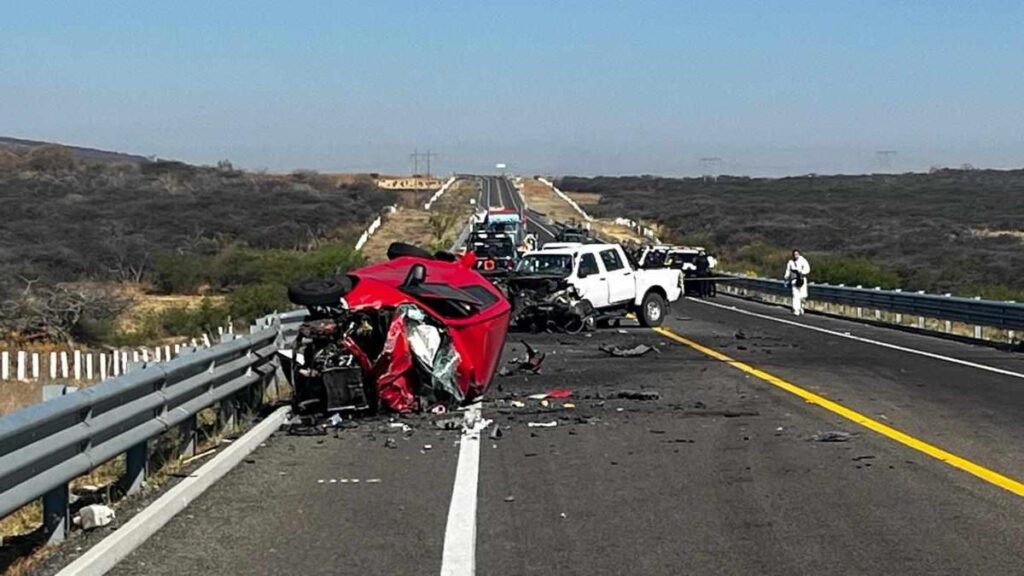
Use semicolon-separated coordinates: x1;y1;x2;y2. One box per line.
509;243;682;327
554;225;593;244
637;245;707;295
482;208;524;246
470;231;518;275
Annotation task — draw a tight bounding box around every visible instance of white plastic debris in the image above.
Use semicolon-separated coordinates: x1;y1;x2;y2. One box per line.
408;323;442;366
78;504;115;530
528;421;558;428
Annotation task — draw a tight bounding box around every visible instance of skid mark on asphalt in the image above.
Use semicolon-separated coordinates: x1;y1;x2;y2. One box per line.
654;326;1024;498
440;403;486;576
689;297;1024;381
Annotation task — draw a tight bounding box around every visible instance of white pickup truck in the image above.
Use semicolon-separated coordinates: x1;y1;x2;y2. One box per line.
510;243;683;327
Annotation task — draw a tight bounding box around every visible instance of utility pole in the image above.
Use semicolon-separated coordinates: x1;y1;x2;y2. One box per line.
409;149;438;177
410;149;420;175
876;150;897;172
699;157;722;182
423;150;438;178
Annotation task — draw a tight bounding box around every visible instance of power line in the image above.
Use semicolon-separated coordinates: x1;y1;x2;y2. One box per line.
409;149;439;177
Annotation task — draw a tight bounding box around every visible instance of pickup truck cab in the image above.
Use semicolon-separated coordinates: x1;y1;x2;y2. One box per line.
512;243;683;327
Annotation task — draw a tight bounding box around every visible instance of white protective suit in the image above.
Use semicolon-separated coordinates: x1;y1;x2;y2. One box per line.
784;255;811;315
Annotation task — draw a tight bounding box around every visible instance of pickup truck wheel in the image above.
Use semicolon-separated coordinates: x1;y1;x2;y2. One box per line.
638;292;666;327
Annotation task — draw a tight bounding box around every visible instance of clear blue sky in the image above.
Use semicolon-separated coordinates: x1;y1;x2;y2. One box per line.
3;0;1023;175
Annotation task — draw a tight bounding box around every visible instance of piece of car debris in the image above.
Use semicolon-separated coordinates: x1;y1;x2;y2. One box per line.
616;390;661;401
512;340;546;373
433;417;463;430
811;431;853;442
599;344;658;358
76;504;116;530
490;426;503;440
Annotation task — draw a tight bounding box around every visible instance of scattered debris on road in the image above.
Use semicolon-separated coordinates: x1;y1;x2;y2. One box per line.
811;430;853;442
527;421;558;428
616;390;661;401
512;340;546;373
599;344;658;357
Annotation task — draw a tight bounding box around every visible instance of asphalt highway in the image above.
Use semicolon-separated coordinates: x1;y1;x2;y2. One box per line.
106;292;1024;575
479;175;558;244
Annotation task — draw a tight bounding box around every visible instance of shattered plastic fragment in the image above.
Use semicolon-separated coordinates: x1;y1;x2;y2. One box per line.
527;421;558;428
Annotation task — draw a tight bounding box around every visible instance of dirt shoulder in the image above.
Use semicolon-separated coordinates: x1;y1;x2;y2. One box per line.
360;179;478;262
518;177;650;244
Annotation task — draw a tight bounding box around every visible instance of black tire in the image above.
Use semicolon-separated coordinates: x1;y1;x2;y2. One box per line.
387;242;433;260
637;291;666;327
287;277;353;306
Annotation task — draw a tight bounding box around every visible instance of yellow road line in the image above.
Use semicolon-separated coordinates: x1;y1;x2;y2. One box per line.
653;325;1024;498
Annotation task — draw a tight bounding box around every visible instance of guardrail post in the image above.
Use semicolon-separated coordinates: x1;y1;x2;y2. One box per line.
179;417;197;459
42;484;70;544
917;316;925;329
220;398;238;435
123;442;149;495
974;325;982;340
945;320;952;333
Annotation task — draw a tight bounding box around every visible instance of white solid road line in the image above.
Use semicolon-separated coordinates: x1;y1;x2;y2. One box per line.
688;297;1024;381
440;402;487;576
527;215;555;239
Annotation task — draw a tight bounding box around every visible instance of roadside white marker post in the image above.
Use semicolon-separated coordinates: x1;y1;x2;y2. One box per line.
100;354;108;380
86;354;94;380
60;352;69;379
50;352;58;380
17;351;27;381
32;353;40;380
73;350;82;381
1;351;8;380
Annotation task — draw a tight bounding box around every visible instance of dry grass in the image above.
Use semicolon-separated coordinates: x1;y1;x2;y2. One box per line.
519;178;647;244
361;180;477;262
112;285;225;334
566;191;602;206
0;381;44;416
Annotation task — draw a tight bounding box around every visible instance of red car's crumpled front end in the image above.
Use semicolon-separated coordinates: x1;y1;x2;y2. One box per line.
288;251;510;414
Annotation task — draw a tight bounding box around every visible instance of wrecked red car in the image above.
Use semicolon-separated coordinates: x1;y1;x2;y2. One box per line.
285;243;511;414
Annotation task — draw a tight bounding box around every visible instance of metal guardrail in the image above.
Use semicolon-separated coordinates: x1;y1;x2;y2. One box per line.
0;314;290;543
722;275;1024;331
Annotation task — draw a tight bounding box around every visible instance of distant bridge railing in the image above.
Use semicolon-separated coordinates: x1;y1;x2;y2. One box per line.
718;275;1024;338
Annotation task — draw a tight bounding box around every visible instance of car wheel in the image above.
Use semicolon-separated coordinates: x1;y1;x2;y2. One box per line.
387;242;433;260
287;277;353;306
638;292;666;327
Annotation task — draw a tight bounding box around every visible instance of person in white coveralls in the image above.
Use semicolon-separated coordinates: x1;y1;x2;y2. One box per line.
784;249;811;315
